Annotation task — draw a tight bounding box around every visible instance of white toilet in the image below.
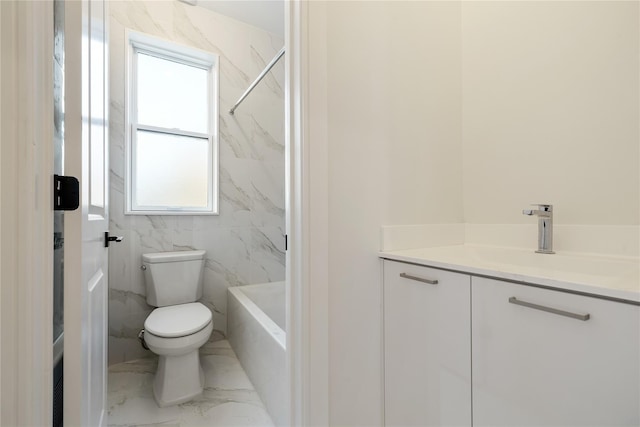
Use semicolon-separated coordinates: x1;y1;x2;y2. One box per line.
141;250;213;407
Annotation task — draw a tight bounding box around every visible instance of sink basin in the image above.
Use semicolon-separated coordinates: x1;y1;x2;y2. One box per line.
463;245;636;278
380;244;640;300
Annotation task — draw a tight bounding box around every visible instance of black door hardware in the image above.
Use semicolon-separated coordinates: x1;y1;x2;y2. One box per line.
105;232;124;247
53;175;80;211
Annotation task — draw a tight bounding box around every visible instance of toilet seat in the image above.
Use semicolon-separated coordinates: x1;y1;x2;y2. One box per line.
145;302;212;338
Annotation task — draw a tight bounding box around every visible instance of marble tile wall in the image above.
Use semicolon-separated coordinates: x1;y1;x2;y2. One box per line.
108;0;285;365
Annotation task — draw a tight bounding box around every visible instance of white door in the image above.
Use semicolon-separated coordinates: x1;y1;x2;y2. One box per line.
64;0;109;425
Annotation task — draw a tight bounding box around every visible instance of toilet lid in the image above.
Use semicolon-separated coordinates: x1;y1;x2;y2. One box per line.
145;302;212;338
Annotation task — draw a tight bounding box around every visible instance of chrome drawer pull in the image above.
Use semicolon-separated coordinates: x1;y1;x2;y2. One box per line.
509;297;590;321
399;272;438;285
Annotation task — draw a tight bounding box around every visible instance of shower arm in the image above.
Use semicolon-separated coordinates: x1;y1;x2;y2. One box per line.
229;47;285;115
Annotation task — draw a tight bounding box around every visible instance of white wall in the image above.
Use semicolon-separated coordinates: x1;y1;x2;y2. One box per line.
462;1;639;226
317;2;464;424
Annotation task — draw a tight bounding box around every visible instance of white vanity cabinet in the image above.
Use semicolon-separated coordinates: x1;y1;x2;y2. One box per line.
472;277;640;426
383;260;472;427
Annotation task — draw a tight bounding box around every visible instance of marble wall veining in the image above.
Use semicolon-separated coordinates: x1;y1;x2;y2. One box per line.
108;0;285;365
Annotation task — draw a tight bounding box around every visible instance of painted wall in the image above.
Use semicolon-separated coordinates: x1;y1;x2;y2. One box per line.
462;1;639;226
108;0;285;365
323;2;464;424
309;1;638;424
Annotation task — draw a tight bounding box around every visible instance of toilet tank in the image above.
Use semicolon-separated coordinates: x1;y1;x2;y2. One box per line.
142;250;206;307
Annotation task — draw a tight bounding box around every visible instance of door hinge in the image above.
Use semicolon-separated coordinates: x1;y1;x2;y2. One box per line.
53;174;80;211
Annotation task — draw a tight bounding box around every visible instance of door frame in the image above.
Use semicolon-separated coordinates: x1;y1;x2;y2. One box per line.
0;1;54;425
0;1;330;425
286;1;330;425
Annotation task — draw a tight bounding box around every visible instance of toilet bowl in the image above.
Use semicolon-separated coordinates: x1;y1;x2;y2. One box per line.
144;302;213;407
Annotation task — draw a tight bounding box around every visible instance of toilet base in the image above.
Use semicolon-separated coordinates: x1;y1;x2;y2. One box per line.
153;350;205;407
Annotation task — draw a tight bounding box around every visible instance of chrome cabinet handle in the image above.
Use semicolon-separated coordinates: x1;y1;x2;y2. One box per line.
399;272;438;285
509;297;590;321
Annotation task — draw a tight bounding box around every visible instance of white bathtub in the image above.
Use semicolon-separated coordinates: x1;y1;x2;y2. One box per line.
227;282;286;426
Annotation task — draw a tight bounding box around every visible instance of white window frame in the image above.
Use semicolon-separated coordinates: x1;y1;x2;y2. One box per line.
125;30;219;215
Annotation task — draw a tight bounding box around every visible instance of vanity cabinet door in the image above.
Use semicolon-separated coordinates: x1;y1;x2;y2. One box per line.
472;277;640;426
383;260;472;427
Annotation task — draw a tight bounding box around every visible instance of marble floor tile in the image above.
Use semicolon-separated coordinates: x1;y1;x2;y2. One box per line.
107;340;274;427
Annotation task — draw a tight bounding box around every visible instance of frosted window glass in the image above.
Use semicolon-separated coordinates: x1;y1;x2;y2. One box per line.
137;53;208;133
135;131;209;208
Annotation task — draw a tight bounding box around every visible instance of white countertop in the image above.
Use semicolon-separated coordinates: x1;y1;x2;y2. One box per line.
380;245;640;303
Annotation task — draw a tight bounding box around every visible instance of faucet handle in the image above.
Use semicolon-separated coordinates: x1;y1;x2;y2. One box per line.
523;204;553;216
531;204;553;212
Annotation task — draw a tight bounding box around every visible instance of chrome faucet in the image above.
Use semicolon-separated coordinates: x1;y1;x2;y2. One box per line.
522;204;554;254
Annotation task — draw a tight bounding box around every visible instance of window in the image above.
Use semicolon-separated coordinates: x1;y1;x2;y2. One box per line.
126;31;219;214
